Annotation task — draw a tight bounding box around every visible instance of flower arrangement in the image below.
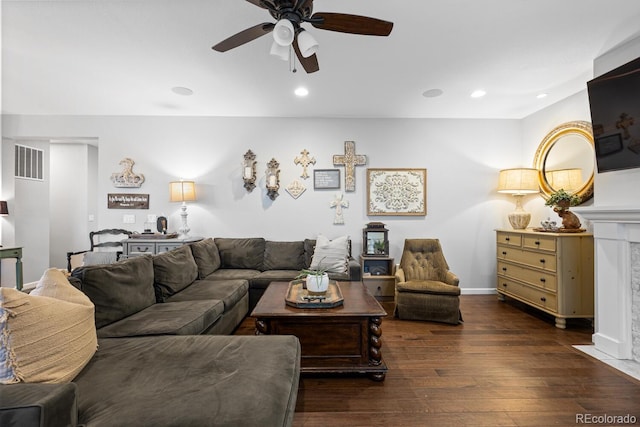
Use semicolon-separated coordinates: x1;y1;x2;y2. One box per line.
544;189;581;210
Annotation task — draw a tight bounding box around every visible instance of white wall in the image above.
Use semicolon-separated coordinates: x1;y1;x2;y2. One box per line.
2;115;523;292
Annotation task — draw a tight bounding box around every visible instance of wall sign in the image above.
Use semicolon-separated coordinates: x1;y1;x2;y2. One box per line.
108;193;150;209
313;169;341;189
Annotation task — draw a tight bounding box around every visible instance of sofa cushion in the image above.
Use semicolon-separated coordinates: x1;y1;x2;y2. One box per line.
74;335;300;427
263;241;306;271
153;246;199;301
72;255;156;329
189;238;221;279
0;269;97;384
96;300;224;337
0;383;78;427
251;270;300;289
215;238;265;270
310;234;350;273
204;268;261;282
166;279;248;312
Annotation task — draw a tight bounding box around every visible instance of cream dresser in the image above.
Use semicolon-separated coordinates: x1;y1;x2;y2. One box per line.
496;229;594;329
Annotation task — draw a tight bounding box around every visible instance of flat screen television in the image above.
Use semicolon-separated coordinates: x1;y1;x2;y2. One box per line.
587;56;640;173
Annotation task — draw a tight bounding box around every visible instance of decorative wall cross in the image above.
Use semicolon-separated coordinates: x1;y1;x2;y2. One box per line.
616;113;634;139
294;149;316;179
333;141;367;192
330;192;349;224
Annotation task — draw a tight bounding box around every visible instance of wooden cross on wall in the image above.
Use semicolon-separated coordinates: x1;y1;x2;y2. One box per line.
333;141;367;192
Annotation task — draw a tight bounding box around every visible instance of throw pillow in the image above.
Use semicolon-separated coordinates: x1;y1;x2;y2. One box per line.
189;238;221;279
214;238;266;270
152;245;199;301
0;268;97;384
82;251;118;266
309;234;349;274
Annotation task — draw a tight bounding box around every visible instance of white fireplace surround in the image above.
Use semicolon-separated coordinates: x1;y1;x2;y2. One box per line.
574;206;640;363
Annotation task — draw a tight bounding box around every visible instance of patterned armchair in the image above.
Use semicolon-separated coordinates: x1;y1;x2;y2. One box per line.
394;239;462;324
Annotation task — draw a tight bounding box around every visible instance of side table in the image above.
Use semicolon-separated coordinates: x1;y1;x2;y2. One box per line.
0;247;23;291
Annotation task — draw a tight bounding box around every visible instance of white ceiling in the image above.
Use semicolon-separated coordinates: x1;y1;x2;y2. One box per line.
3;0;640;119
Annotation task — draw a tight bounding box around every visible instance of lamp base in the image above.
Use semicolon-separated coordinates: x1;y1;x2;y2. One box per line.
508;211;531;229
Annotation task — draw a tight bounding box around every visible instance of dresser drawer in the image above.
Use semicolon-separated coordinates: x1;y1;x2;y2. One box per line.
157;243;182;253
522;234;556;252
497;277;557;311
496;231;522;248
497;245;557;272
126;243;155;254
497;261;557;291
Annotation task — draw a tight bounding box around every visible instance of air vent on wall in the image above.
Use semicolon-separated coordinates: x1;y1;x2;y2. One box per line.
15;144;44;181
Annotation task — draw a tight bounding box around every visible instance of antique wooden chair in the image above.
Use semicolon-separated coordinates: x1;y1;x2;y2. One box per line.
66;229;132;272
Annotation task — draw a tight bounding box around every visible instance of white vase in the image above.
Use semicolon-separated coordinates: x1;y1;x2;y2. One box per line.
306;273;330;294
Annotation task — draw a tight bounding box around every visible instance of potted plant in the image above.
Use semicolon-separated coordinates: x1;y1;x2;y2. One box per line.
545;189;582;229
296;260;330;294
544;189;581;210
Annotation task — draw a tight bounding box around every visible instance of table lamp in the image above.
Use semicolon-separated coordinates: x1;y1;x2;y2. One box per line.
497;168;539;229
169;181;196;238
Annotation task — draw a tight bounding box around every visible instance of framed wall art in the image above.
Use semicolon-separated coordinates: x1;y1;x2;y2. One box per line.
313;169;341;190
108;193;150;209
367;168;427;216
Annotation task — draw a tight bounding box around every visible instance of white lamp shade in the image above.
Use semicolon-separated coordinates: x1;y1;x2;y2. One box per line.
297;30;318;58
269;41;289;61
497;168;539;194
273;19;294;46
169;181;196;202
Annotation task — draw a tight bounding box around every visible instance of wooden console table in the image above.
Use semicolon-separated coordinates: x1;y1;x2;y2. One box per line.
122;236;202;257
252;281;388;381
0;247;23;291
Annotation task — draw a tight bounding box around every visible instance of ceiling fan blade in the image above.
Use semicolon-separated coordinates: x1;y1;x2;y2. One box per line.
212;23;275;52
293;38;319;73
245;0;275;10
310;13;393;36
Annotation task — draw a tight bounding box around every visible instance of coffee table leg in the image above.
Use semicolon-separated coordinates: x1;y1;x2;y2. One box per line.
255;318;269;335
368;316;386;381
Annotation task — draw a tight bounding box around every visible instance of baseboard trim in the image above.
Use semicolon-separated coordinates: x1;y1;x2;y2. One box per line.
460;288;496;295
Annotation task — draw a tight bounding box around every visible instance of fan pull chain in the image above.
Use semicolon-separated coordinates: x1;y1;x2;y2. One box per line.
289;45;297;73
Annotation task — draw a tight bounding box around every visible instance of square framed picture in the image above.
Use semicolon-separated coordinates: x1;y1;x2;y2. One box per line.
367;168;427;216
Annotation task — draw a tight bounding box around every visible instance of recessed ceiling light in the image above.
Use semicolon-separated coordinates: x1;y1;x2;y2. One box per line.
470;89;486;98
422;89;443;98
171;87;194;96
294;87;309;97
537;93;548;99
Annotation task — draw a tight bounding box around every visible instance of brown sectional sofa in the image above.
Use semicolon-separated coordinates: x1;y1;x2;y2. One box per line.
1;236;361;427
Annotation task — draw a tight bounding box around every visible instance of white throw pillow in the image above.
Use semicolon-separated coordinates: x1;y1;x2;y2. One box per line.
0;268;97;384
310;234;349;274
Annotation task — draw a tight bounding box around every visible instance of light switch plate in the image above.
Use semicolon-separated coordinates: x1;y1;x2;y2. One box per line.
123;214;136;224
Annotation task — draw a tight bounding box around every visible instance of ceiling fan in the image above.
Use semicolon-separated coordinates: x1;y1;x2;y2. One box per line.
212;0;393;73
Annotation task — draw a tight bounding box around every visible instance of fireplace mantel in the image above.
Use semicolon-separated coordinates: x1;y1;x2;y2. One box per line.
573;206;640;361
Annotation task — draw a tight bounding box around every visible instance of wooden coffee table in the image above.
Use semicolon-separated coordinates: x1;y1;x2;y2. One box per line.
252;281;388;381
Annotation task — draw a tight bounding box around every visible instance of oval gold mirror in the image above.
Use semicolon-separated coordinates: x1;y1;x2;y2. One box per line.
533;121;595;204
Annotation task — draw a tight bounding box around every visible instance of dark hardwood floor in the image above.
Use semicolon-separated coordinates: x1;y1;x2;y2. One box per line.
235;295;640;426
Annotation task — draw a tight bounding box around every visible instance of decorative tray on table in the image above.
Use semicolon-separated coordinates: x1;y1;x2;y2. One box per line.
532;228;586;233
285;280;344;308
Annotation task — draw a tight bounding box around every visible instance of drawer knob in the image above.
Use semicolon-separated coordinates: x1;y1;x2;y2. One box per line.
137;247;149;252
505;237;510;241
534;241;540;246
502;267;507;272
502;251;507;255
540;278;546;283
539;259;546;264
502;283;508;288
540;297;546;302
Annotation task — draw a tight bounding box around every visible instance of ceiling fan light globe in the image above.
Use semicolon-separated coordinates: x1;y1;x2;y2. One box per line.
297;30;318;58
273;19;295;46
269;41;289;61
